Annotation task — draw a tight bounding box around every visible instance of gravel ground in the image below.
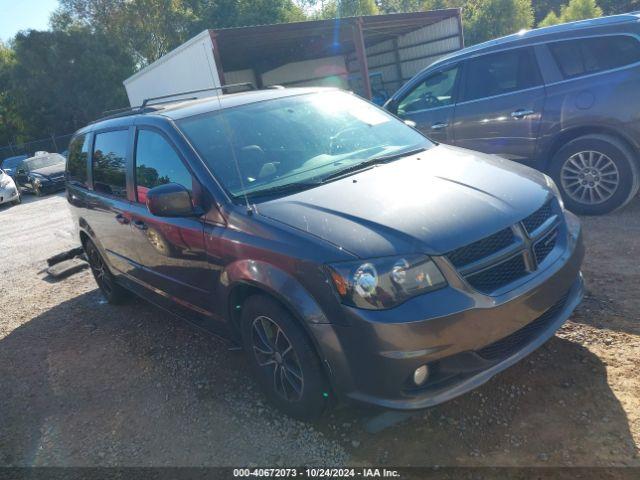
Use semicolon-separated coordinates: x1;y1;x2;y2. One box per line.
0;191;638;467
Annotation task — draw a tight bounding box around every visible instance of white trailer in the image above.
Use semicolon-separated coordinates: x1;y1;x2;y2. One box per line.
123;30;222;107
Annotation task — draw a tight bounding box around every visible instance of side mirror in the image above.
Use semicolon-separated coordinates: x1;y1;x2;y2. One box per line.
403;119;417;128
146;183;200;217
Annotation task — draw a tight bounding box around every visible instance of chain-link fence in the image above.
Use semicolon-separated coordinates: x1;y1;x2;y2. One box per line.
0;133;74;161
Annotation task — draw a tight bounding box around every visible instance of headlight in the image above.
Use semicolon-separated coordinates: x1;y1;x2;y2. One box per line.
544;175;565;210
328;255;447;309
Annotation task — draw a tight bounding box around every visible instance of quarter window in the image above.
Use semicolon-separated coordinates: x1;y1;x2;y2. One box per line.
92;130;128;198
549;35;640;79
66;134;90;188
462;48;542;102
134;130;193;204
397;66;459;114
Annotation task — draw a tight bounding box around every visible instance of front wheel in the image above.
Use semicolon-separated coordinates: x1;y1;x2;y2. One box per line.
12;192;21;205
550;135;639;215
240;295;331;421
84;239;131;304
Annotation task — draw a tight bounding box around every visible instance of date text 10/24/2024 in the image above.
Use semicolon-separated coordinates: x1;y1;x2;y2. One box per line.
233;468;401;478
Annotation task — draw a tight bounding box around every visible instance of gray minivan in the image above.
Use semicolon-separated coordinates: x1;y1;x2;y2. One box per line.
67;87;584;420
385;14;640;215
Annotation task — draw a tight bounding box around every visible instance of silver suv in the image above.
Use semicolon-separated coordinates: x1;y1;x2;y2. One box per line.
386;14;640;215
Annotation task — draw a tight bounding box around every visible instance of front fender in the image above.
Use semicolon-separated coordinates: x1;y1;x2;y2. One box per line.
220;259;331;325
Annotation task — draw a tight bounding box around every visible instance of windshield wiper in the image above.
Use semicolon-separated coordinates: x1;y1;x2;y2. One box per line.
236;181;321;200
320;147;426;183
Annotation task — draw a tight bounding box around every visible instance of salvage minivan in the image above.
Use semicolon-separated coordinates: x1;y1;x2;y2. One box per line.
66;88;584;419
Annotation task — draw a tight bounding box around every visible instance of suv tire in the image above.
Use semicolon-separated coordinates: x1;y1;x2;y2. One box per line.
550;134;639;215
84;239;131;304
240;294;330;421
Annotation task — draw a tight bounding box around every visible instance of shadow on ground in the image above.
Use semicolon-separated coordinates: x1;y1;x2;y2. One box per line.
0;286;637;466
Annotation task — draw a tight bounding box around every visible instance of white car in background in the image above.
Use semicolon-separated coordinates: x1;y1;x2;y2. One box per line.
0;168;21;206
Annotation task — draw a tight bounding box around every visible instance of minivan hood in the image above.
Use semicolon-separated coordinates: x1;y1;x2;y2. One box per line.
31;164;65;178
257;145;554;258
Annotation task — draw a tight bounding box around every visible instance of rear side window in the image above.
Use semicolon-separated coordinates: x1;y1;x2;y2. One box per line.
462;48;542;102
549;35;640;79
92;130;128;198
134;129;193;204
66;134;90;188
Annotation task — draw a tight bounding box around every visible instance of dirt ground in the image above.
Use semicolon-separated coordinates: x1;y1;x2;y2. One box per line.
0;191;638;468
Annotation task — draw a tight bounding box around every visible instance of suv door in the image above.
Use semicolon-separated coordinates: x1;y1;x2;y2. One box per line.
127;127;215;321
84;128;139;275
453;47;546;162
390;65;460;143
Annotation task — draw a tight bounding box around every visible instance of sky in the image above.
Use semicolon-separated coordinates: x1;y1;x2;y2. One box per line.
0;0;59;42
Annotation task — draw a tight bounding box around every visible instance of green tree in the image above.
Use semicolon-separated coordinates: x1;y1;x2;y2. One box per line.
537;0;603;27
597;0;639;15
559;0;603;22
9;28;135;139
465;0;534;45
0;42;25;146
317;0;379;18
538;9;560;26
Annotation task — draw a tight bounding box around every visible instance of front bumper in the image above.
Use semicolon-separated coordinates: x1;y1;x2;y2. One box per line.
311;211;584;409
36;179;66;194
0;185;20;205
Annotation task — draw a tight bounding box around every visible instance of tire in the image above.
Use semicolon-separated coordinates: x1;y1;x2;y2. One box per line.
84;239;131;304
12;192;21;205
34;186;42;197
240;294;330;421
549;134;639;215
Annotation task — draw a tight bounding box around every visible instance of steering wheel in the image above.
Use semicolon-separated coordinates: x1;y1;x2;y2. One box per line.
420;92;440;109
329;126;363;155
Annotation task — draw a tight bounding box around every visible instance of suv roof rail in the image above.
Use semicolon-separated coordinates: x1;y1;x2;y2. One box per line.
94;82;256;124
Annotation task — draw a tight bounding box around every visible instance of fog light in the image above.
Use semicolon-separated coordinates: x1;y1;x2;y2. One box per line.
413;365;429;386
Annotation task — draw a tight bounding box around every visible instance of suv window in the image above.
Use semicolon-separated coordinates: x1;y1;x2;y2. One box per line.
397;66;459;114
549;35;640;79
134;129;193;204
92;130;128;198
462;48;541;103
66;134;90;188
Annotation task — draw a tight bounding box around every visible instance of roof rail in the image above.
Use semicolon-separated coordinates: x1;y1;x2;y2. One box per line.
140;82;255;107
95;82;256;124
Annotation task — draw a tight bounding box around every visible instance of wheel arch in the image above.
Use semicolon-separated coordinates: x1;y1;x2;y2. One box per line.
542;125;640;172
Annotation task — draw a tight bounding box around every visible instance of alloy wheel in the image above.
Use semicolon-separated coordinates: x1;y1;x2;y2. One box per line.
87;245;113;296
251;315;304;402
560;150;619;205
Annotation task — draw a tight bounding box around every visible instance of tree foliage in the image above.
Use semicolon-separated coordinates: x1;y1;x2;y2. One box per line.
536;0;603;27
9;28;134;139
464;0;534;45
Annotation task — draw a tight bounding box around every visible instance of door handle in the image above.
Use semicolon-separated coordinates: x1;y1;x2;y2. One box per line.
511;109;535;119
115;213;129;225
132;219;148;231
431;122;449;130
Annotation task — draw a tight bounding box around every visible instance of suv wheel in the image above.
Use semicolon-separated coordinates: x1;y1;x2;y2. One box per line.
84;239;131;304
550;134;639;215
12;192;21;205
240;294;330;421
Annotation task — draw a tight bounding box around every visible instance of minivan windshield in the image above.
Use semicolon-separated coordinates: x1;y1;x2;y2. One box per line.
177;91;432;201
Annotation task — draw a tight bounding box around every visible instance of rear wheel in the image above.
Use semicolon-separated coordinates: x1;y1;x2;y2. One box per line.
84;239;131;304
240;294;330;421
550;135;639;215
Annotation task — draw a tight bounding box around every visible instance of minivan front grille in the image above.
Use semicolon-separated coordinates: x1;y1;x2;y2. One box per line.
534;228;558;264
444;199;562;295
476;291;569;361
446;228;515;268
465;254;528;294
522;200;554;235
